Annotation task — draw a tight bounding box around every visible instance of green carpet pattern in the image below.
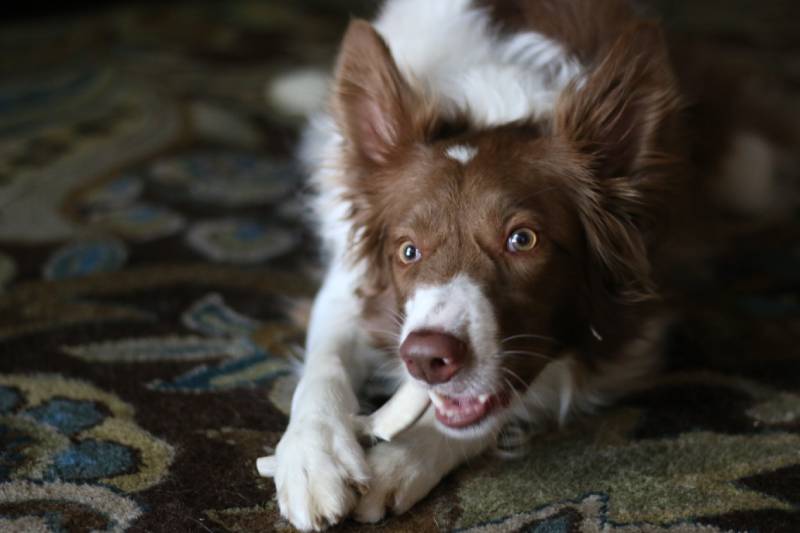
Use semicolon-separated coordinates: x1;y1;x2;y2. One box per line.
0;1;799;531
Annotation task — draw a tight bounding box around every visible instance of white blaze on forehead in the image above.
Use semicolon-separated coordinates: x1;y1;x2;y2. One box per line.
401;274;498;360
445;144;478;165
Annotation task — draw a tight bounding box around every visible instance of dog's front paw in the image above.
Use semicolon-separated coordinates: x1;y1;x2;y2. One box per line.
353;440;444;524
274;416;369;531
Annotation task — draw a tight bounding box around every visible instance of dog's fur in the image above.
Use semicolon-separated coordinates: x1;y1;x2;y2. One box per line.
270;0;790;530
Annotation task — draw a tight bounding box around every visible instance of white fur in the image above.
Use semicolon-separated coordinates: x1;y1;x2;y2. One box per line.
272;260;388;531
373;0;582;125
276;97;379;530
400;275;512;440
298;114;352;261
445;144;479;164
401;275;499;370
353;407;490;523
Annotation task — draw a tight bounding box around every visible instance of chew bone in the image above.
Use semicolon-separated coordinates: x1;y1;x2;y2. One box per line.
359;380;430;441
255;381;430;478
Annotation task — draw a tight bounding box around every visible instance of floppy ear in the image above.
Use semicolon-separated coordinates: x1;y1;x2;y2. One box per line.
555;23;683;303
333;20;418;166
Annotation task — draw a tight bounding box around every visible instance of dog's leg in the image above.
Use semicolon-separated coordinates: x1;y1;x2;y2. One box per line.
353;407;492;523
273;259;382;531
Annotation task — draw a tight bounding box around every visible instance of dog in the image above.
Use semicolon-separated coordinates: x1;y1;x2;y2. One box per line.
269;0;791;530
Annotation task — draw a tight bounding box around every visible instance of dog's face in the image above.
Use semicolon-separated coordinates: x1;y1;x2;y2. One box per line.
372;130;588;436
332;21;680;437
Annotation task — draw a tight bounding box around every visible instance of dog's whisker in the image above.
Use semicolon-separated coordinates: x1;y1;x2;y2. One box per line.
374;357;404;377
366;327;402;341
500;333;560;346
500;350;554;362
501;376;533;421
500;353;553;365
499;366;529;392
384;308;406;329
499;370;534;421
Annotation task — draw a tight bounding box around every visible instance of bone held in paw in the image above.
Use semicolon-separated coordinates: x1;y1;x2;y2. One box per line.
256;381;430;478
354;380;430;441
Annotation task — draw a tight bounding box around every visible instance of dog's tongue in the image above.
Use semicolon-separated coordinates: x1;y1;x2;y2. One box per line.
430;392;493;428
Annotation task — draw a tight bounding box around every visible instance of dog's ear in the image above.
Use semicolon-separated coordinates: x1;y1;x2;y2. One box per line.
333;20;418;166
555;23;683;303
555;22;680;179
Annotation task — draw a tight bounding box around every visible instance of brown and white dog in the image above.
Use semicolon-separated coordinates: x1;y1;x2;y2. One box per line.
269;0;790;530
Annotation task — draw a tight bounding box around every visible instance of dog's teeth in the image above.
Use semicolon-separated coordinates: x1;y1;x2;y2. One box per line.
478;394;489;404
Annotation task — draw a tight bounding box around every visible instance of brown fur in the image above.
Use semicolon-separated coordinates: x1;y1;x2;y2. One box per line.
554;22;684;305
478;0;641;64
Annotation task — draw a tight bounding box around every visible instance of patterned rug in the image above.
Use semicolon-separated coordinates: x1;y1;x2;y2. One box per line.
1;1;799;531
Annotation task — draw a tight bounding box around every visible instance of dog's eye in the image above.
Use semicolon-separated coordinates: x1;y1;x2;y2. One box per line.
398;242;422;264
506;228;538;253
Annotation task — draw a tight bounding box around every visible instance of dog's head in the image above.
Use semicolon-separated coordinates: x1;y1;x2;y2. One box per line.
332;20;681;437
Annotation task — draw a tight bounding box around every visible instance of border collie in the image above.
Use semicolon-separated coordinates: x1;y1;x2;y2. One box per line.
267;0;787;530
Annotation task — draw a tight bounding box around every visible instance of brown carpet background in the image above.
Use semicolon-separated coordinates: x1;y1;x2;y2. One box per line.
0;1;799;531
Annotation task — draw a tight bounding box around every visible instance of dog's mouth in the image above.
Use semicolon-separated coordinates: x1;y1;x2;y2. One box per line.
429;390;511;428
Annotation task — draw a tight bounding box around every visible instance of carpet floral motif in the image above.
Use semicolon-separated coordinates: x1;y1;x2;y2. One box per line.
0;375;173;530
62;293;300;393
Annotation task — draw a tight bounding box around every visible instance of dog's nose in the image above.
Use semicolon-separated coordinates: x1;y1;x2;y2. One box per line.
400;330;467;384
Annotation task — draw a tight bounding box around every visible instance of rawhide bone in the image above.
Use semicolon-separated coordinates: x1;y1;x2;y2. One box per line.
256;381;430;477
